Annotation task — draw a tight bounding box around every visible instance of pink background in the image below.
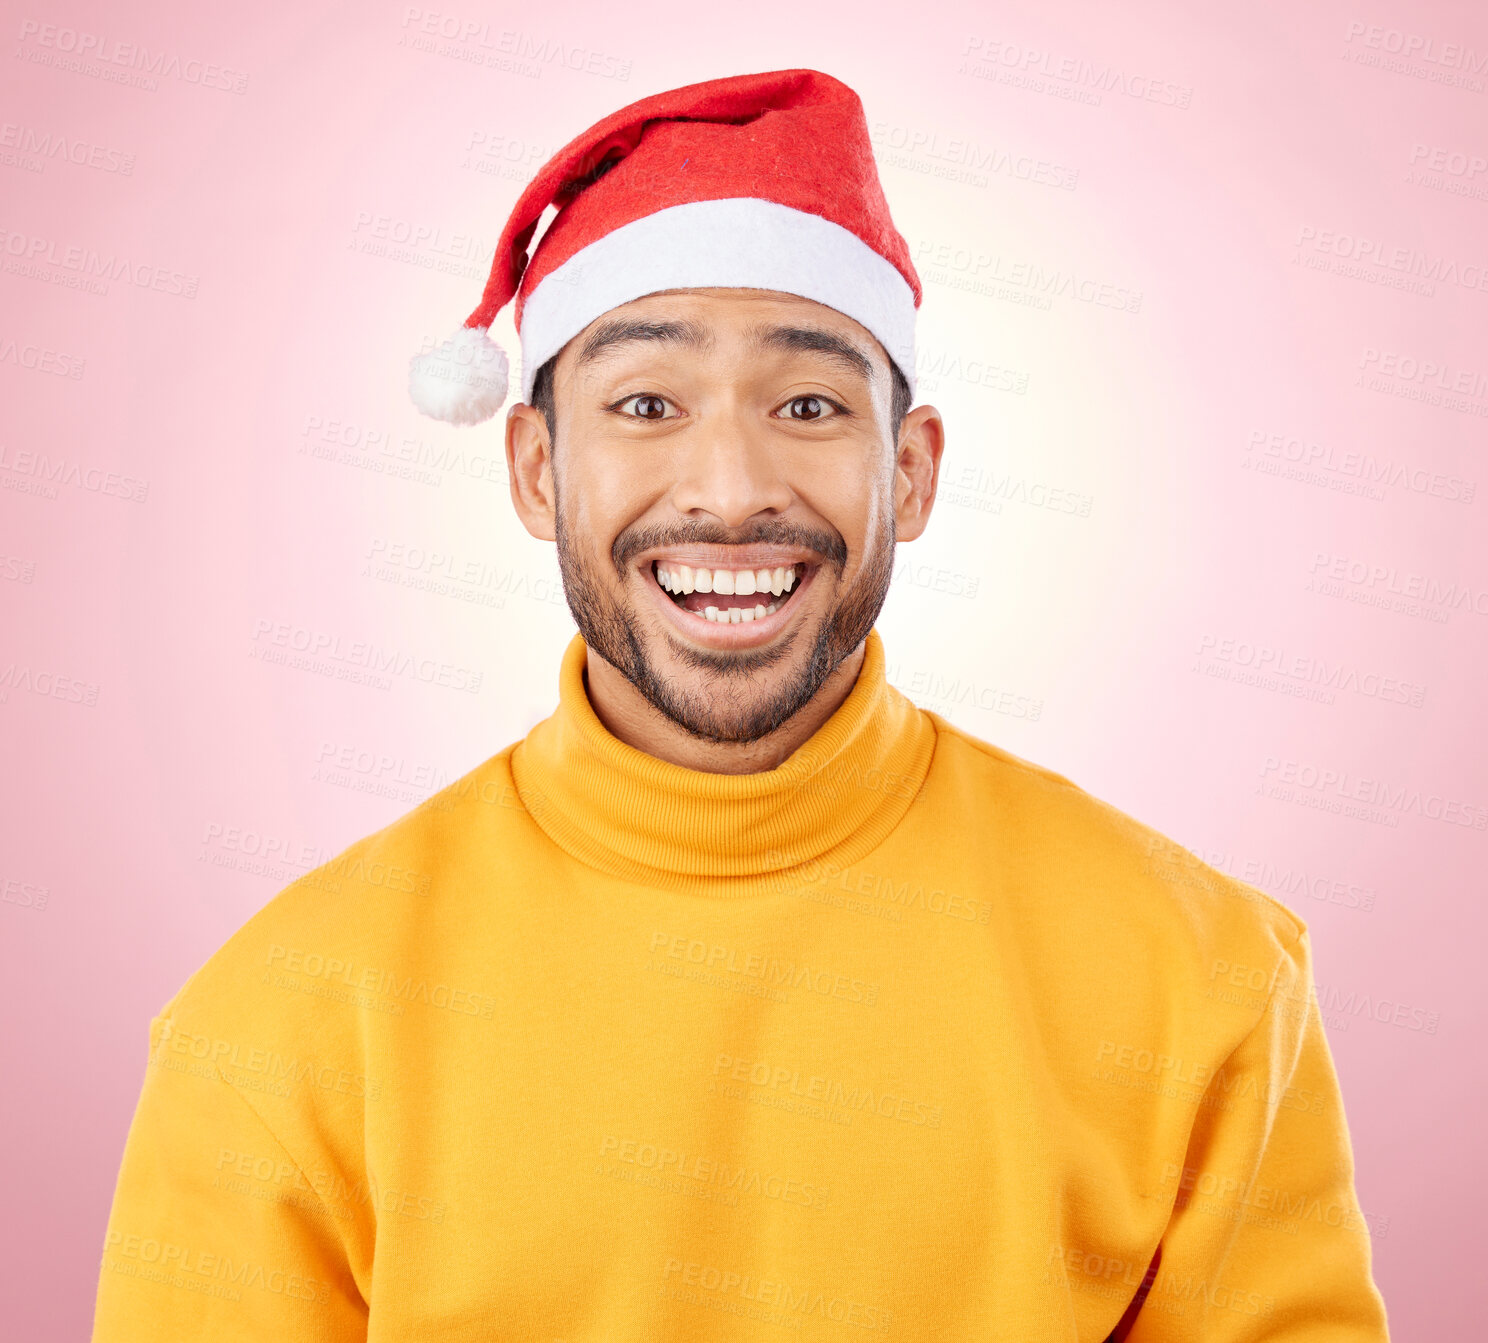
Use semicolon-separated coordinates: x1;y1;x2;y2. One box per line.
3;0;1485;1335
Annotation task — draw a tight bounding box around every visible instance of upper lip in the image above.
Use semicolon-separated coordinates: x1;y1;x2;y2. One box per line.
636;546;820;571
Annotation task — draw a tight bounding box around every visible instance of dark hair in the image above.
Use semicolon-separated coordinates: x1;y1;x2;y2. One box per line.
528;351;912;452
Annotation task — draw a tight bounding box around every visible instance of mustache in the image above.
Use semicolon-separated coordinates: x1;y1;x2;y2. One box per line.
612;518;847;573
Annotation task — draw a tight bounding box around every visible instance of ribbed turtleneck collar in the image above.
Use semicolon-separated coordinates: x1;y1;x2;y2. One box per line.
509;628;937;896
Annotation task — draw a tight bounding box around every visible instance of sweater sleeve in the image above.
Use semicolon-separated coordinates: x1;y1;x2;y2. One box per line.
1131;928;1391;1341
91;1007;368;1342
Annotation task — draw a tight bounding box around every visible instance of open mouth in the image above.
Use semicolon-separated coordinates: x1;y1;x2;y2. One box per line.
650;560;813;624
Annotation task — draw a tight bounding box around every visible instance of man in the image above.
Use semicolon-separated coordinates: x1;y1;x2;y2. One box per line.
91;70;1391;1340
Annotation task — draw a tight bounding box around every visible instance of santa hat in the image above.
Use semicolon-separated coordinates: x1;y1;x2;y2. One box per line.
407;68;921;426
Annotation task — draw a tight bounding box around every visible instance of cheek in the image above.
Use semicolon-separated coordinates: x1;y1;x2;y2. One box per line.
793;459;885;551
562;453;647;535
815;437;890;498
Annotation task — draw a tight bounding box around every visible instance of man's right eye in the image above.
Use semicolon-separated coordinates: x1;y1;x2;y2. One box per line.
614;394;676;420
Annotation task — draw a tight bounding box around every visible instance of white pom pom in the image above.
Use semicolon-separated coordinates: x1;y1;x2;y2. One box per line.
408;324;510;426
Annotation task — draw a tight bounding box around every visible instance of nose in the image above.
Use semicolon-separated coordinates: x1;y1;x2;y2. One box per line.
667;405;793;529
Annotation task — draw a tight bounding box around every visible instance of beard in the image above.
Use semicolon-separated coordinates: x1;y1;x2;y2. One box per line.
552;477;896;748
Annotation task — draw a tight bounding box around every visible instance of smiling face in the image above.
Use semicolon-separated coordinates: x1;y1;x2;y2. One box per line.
505;287;943;749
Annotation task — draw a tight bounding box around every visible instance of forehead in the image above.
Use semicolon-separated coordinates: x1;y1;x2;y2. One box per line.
558;287;892;378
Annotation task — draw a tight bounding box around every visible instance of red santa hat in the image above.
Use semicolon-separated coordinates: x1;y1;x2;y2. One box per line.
408;68;921;426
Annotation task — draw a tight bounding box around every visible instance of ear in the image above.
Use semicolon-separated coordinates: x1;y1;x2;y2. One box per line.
892;404;945;542
505;402;557;543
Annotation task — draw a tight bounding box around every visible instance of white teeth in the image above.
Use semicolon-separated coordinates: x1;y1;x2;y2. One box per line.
658;564;802;591
656;561;804;612
695;599;784;622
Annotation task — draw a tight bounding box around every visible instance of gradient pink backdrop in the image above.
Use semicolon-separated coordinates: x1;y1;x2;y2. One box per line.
3;0;1485;1336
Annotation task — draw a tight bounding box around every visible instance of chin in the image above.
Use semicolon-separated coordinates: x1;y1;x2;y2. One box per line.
634;611;832;745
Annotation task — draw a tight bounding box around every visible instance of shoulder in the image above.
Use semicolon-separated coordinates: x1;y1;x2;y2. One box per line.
923;714;1306;983
155;744;526;1041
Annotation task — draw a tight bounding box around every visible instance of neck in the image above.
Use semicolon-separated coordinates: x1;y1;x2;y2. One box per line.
581;641;868;775
509;627;935;892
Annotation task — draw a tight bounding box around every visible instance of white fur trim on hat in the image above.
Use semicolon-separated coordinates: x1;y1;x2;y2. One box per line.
516;198;917;402
408;324;511;426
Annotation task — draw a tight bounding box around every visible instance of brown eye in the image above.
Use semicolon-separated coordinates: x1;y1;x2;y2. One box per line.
628;395;669;419
783;396;832;420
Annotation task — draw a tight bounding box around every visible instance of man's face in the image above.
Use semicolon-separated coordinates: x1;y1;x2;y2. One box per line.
511;287;938;748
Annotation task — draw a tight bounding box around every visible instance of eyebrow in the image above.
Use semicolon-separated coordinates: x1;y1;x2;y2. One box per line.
575;317;713;368
749;323;876;382
571;313;879;383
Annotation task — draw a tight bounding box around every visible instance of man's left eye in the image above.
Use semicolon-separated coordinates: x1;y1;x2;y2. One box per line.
615;394;676;420
778;396;838;421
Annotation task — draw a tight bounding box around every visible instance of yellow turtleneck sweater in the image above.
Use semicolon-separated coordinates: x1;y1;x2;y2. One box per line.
91;629;1390;1341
